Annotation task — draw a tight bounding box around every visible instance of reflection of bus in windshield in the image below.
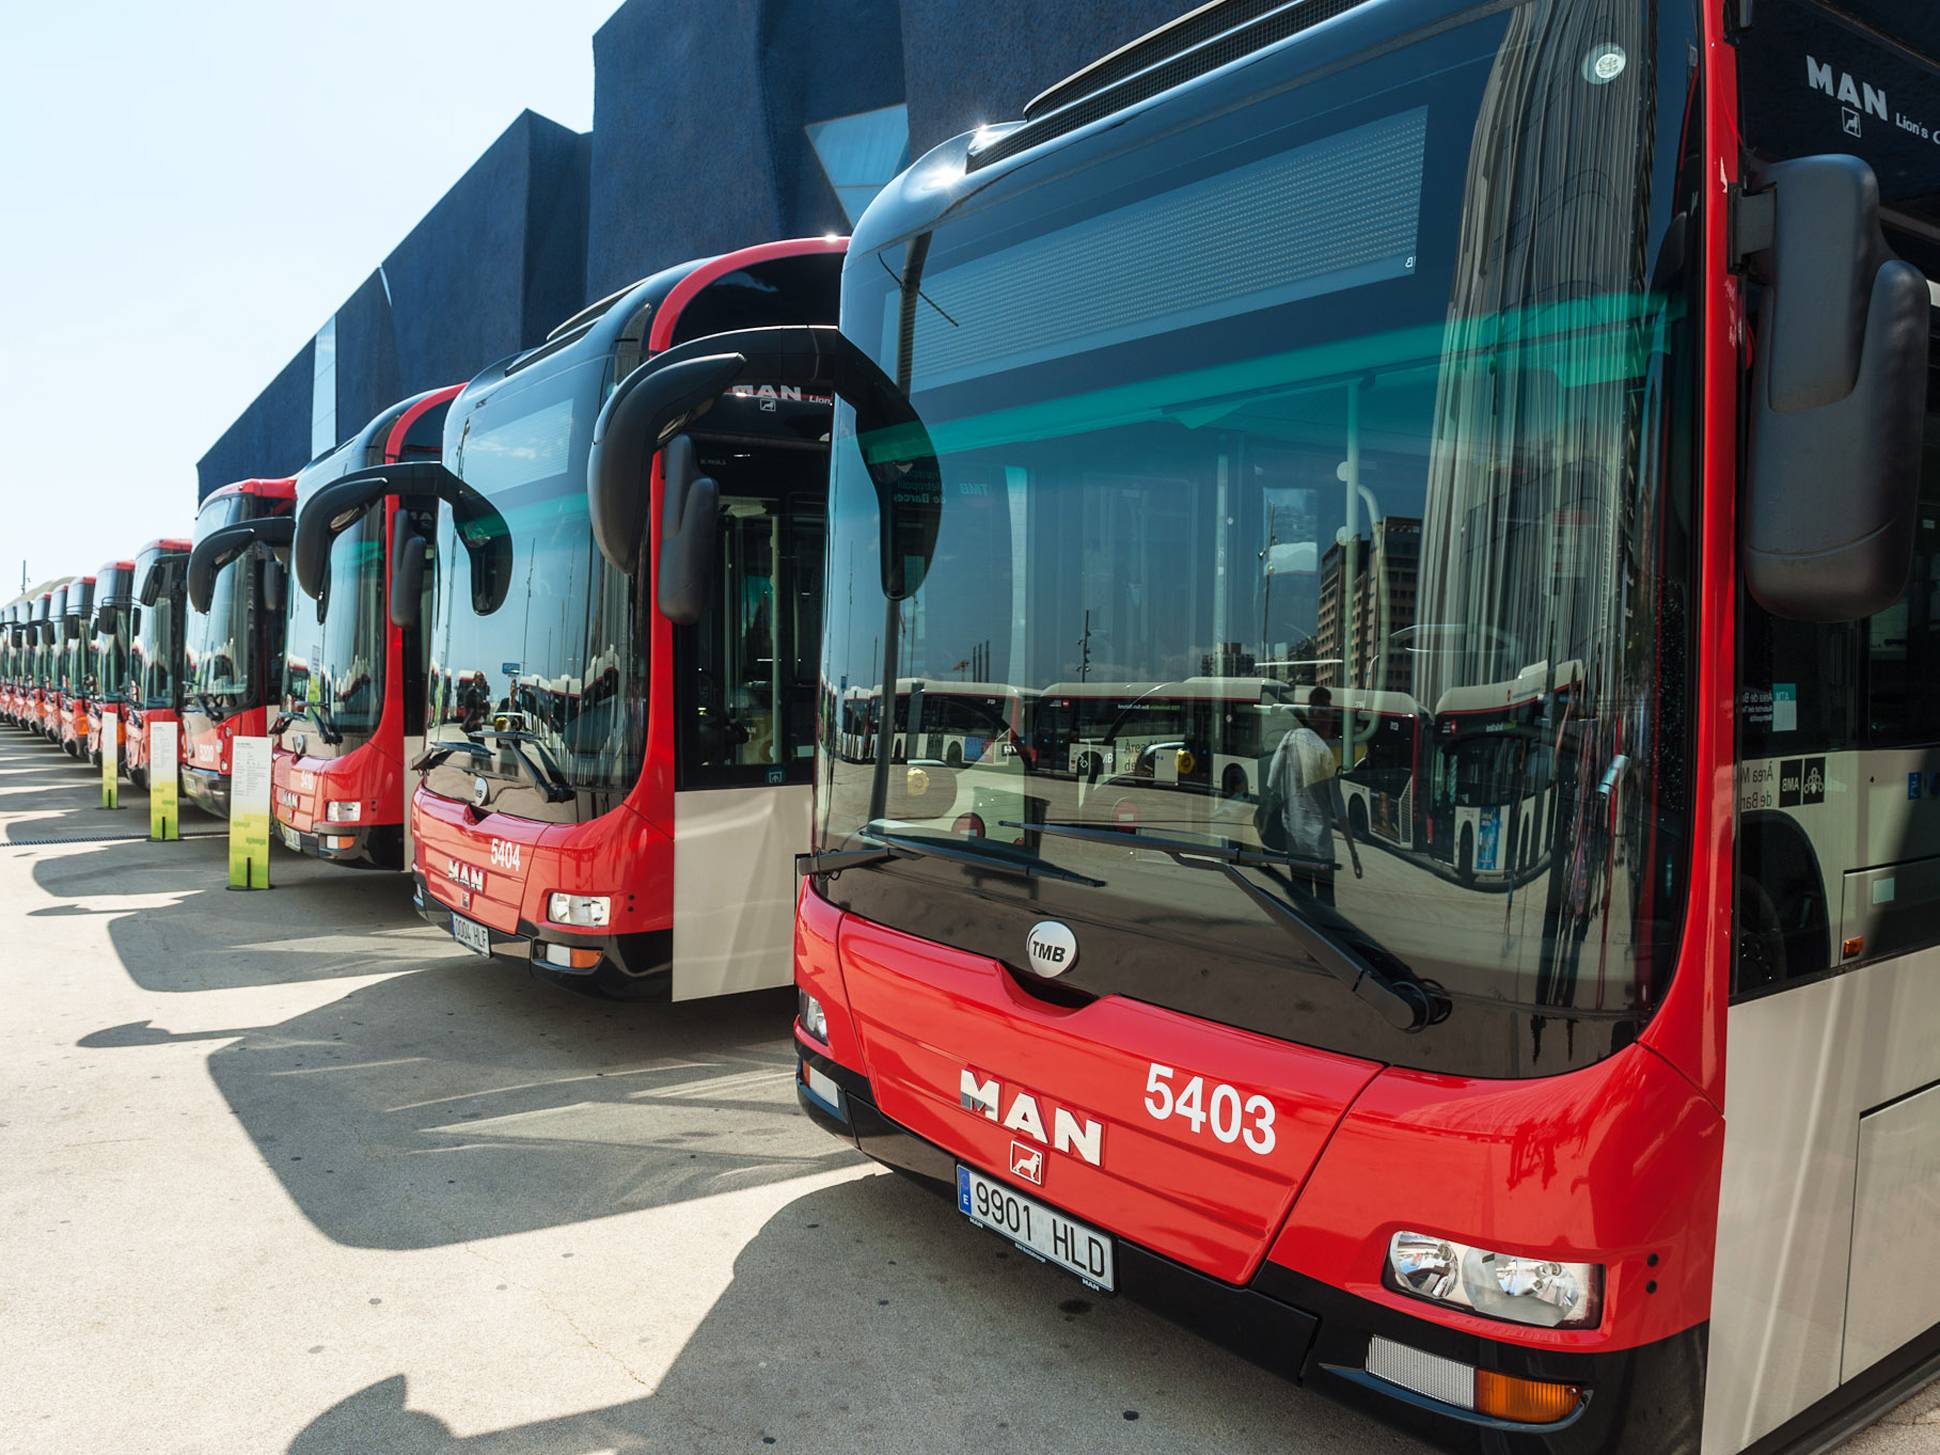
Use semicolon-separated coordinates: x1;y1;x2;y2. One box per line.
125;539;192;789
183;478;297;817
85;558;137;770
836;679;1031;769
1426;660;1582;886
278;386;461;868
641;1;1940;1448
397;238;843;999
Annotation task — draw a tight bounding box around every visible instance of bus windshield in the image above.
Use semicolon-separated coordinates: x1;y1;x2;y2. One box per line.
130;589;178;712
284;503;386;748
816;0;1700;1077
185;497;259;716
93;575;132;706
424;356;644;800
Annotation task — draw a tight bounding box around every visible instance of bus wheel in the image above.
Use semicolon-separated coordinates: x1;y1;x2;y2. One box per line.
1222;763;1249;799
1348;796;1369;844
1457;826;1475;884
946;741;963;767
1735;875;1788;993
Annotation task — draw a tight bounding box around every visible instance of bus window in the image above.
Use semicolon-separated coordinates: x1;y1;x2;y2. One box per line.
675;479;824;789
1736;315;1940;993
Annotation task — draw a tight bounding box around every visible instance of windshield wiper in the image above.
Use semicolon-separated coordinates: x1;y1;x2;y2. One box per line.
412;738;488;772
480;728;575;803
413;732;571;803
1005;820;1438;1032
308;697;345;746
797;825;1106;887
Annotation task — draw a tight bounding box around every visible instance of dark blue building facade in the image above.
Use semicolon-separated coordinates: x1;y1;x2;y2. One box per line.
198;0;1191;495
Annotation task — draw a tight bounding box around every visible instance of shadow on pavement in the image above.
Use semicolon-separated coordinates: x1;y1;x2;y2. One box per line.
36;833;434;991
287;1175;1431;1455
78;958;852;1248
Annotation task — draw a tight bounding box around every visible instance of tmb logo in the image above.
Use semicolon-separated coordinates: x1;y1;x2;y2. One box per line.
960;1069;1102;1167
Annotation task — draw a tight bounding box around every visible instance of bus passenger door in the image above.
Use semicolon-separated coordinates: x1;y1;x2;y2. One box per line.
670;491;823;999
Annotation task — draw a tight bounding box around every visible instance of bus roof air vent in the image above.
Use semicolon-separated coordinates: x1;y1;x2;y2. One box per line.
971;0;1367;172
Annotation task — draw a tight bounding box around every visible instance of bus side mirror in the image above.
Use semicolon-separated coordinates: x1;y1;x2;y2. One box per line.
1742;156;1929;622
389;507;428;631
657;435;719;626
95;607;117;636
263;556;287;616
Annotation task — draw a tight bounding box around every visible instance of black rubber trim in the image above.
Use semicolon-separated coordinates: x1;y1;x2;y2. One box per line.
1741;1317;1940;1455
973;0;1369;170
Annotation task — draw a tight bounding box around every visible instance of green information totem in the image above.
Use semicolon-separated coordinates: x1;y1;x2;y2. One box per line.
149;720;180;842
228;735;273;889
99;710;119;810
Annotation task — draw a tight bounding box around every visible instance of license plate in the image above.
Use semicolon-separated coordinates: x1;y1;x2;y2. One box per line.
957;1164;1114;1292
279;823;301;852
450;914;492;957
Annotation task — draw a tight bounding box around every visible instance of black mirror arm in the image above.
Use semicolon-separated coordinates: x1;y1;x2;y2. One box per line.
588;324;940;577
187;518;295;615
298;462;510;616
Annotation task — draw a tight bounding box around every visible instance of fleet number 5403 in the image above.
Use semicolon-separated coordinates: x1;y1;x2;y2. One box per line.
1143;1063;1275;1155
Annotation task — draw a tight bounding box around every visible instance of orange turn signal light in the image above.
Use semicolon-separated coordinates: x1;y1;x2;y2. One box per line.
1842;935;1865;960
1473;1369;1584;1424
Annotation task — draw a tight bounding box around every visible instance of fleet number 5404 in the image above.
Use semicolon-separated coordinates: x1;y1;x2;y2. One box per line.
1143;1063;1275;1155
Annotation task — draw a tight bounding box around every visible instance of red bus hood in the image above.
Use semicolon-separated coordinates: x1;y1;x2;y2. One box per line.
413;788;547;933
274;740;399;834
837;914;1381;1284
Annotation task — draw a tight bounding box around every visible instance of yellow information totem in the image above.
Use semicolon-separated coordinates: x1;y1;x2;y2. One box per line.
99;710;119;810
228;735;273;889
149;720;180;842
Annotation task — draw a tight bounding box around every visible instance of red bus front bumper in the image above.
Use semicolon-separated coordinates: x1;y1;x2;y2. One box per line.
792;885;1720;1450
272;739;404;869
408;783;672;993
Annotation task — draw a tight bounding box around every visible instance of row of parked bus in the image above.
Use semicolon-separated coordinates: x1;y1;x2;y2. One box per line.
7;1;1940;1450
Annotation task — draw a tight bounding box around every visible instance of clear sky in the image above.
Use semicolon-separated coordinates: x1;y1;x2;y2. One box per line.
0;0;622;596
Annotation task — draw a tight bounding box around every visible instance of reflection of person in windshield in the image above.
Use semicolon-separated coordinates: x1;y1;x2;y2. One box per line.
1261;686;1363;904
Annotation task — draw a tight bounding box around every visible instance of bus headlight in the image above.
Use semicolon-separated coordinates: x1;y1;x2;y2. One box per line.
547;893;610;927
324;800;362;822
798;989;828;1043
1387;1232;1601;1329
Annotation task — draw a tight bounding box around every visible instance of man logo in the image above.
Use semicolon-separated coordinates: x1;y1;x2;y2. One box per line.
1025;920;1078;977
446;858;485;893
1009;1141;1044;1186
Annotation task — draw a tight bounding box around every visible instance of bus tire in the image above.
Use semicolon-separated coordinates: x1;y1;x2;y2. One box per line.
946;741;963;767
1223;763;1249;799
1348;796;1369;844
1457;825;1475;884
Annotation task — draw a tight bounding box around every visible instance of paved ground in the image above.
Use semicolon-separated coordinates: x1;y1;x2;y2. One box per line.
0;732;1932;1454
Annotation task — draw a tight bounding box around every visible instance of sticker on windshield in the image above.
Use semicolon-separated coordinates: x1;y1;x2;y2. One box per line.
1772;683;1797;734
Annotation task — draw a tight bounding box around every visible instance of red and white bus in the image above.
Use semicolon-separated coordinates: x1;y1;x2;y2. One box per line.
123;538;192;789
52;577;93;754
183;478;297;816
302;240;844;995
23;586;61;737
628;1;1940;1448
0;596;31;726
84;557;137;769
274;385;461;867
